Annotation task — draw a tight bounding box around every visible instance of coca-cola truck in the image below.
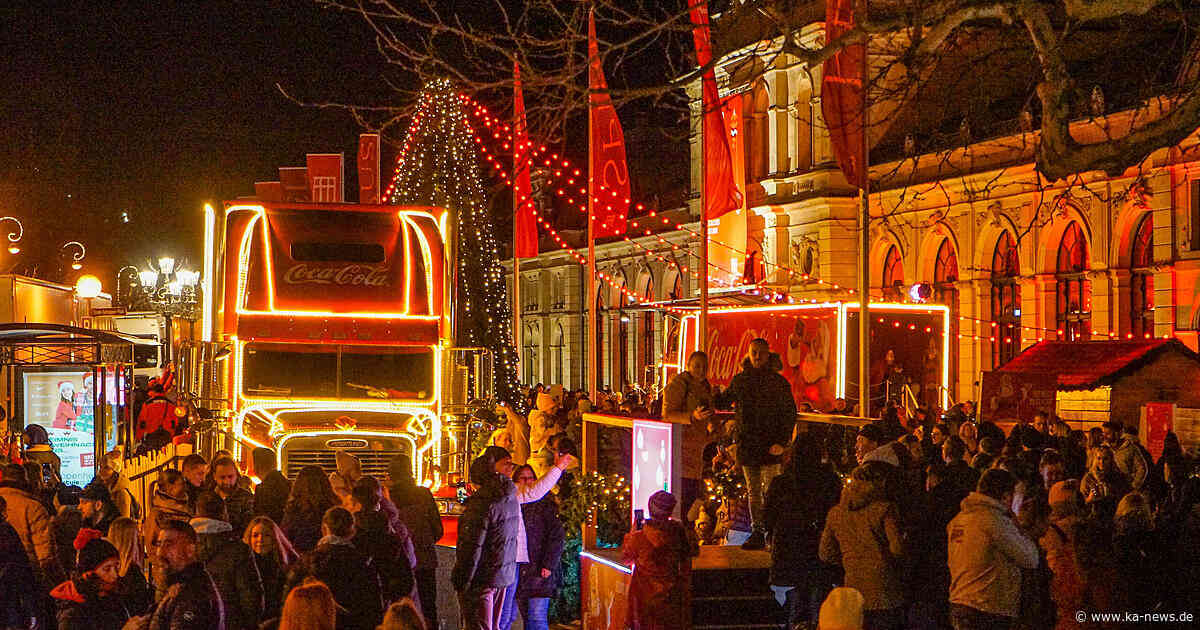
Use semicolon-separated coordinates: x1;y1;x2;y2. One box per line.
663;302;951;414
186;200;488;483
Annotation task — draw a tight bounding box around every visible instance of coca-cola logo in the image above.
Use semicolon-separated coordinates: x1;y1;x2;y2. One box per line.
283;264;391;287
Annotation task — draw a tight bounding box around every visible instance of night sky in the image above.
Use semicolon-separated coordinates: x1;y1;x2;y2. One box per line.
0;1;397;285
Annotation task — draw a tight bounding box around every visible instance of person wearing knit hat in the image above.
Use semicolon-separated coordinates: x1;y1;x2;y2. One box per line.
1041;480;1086;630
818;587;865;630
621;490;698;630
648;490;677;519
50;528;128;630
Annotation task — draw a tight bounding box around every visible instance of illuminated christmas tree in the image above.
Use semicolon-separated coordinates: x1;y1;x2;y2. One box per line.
388;79;522;407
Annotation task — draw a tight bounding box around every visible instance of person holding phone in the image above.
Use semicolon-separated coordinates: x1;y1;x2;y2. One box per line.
662;351;716;524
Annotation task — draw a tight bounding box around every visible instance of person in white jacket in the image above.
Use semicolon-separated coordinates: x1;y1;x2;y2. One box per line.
946;468;1039;630
482;445;576;630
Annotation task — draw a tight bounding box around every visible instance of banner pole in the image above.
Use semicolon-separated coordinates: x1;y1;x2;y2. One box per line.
588;91;599;401
857;0;871;419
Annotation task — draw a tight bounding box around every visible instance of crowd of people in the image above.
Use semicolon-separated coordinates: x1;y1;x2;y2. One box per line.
658;337;1200;630
0;426;465;630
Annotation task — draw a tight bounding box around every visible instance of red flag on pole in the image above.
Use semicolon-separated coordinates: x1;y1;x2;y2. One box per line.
588;11;629;238
513;62;539;259
822;0;866;189
689;0;743;219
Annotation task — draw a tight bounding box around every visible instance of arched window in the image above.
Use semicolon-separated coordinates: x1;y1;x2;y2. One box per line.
1056;222;1091;341
795;86;813;172
595;292;605;389
932;239;958;399
639;278;655;386
1131;214;1154;339
991;233;1021;367
618;293;631;388
881;245;903;301
522;323;540;384
744;81;770;184
550;323;565;386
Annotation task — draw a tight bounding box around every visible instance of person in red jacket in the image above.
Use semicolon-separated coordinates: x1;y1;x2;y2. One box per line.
135;383;179;442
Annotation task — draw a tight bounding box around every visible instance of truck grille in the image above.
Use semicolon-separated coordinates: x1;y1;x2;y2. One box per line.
284;449;405;479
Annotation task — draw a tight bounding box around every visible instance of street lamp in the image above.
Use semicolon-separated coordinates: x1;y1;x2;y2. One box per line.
0;217;23;254
61;241;86;270
75;274;102;298
129;257;202;319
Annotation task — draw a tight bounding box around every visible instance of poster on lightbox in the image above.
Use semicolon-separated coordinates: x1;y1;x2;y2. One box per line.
22;371;118;487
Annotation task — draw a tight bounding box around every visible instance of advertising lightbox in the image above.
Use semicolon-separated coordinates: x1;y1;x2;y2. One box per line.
23;370;120;487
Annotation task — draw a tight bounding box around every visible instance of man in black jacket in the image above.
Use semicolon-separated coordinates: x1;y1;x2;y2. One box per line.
388;453;444;630
209;457;255;534
715;338;796;550
145;520;224;630
287;506;382;630
250;448;290;525
453;455;520;630
191;492;262;630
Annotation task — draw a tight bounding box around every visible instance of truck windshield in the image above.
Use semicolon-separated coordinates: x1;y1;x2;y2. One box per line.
242;343;433;400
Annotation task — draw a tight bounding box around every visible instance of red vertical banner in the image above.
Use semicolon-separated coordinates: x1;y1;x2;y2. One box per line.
358;134;381;204
688;0;743;219
822;0;865;189
588;11;630;238
306;154;345;202
513;62;538;258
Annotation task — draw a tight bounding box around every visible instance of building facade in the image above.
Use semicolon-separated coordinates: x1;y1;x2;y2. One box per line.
505;15;1200;406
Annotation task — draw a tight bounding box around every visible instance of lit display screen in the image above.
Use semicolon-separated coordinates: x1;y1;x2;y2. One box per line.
631;419;672;522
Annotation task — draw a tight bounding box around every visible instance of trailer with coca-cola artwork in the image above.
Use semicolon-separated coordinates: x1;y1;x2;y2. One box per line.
662;302;951;414
183;200;489;484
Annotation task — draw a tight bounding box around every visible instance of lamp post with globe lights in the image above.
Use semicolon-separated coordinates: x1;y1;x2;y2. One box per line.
126;257;201;319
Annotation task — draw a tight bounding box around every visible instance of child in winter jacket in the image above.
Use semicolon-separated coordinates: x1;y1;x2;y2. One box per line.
621;491;700;630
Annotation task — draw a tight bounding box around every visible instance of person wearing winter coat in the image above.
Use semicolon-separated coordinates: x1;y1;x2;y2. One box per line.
1101;421;1148;491
1040;481;1087;630
282;465;339;553
251;448;291;526
819;461;906;630
453;455;521;630
80;480;120;536
243;516;298;622
0;462;58;583
51;530;130;630
1081;445;1131;522
764;437;842;628
285;506;383;630
714;339;797;550
140;519;225;630
348;476;416;604
191;492;263;630
107;516;154;616
210;457;256;535
144;469;192;557
663;351;716;523
621;490;699;630
21;424;62;484
513;465;565;630
947;469;1040;630
388;453;446;628
1;494;40;628
388;453;444;630
528;392;562;454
